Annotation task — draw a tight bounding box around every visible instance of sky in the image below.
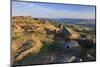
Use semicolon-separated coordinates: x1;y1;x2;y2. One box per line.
12;1;96;19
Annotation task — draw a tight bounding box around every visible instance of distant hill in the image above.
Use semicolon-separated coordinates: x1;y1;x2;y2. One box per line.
42;18;96;25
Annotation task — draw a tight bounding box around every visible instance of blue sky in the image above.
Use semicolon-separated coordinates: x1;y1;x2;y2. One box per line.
12;1;95;19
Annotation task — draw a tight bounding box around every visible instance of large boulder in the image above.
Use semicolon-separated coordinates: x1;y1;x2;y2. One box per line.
65;40;80;49
64;40;82;57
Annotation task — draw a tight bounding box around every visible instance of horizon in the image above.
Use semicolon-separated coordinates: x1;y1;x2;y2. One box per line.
12;1;96;19
12;16;95;20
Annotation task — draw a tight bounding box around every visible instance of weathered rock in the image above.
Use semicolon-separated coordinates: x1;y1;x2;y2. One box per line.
15;40;33;57
64;40;82;57
73;58;83;62
87;54;95;61
65;40;80;49
67;56;76;62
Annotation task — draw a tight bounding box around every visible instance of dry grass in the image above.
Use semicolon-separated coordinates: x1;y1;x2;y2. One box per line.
12;16;60;63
